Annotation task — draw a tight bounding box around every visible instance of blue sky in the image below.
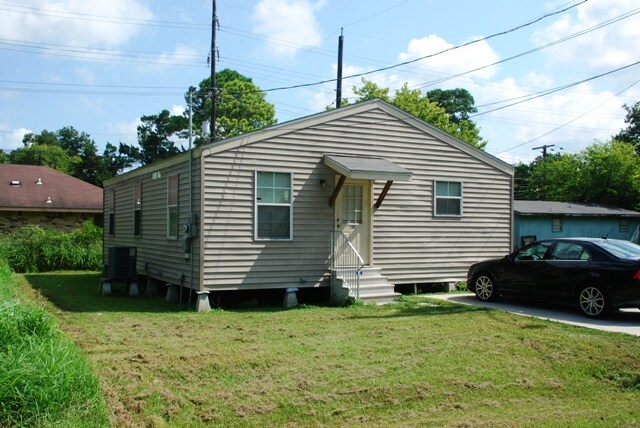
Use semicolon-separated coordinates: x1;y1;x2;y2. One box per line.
1;0;639;164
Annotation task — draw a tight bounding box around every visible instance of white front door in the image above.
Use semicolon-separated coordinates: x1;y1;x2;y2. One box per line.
335;179;371;265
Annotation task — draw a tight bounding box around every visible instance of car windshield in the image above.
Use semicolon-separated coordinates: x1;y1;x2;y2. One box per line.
597;240;640;260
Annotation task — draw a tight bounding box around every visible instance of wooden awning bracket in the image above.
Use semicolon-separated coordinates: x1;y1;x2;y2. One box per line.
374;180;393;208
329;175;346;207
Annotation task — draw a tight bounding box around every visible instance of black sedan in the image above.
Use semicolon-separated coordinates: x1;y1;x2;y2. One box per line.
467;238;640;318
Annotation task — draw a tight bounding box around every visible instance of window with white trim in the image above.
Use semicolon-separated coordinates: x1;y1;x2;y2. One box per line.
552;218;563;233
255;171;292;240
434;181;463;216
134;183;142;237
341;184;363;224
167;175;178;239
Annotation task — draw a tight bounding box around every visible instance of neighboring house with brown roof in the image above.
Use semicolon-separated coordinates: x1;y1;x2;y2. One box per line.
0;164;103;234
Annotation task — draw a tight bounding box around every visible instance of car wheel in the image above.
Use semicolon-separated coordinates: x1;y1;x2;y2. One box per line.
473;273;498;302
577;285;610;318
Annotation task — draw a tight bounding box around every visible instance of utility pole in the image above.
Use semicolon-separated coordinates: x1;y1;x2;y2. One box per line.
532;144;555;201
336;28;344;109
532;144;555;158
210;0;217;142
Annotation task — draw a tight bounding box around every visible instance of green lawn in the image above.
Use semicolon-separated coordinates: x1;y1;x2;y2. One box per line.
25;272;640;427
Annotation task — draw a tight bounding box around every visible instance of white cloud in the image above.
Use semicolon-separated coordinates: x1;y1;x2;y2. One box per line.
494;151;535;166
0;128;31;152
397;35;500;84
251;0;324;57
171;105;186;116
474;76;627;160
532;0;640;71
104;118;141;149
0;0;154;47
134;45;200;73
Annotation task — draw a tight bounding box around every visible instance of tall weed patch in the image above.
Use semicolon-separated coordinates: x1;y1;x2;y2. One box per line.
0;260;107;427
0;221;102;273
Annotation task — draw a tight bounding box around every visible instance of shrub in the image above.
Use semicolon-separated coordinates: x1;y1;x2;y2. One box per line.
0;221;102;273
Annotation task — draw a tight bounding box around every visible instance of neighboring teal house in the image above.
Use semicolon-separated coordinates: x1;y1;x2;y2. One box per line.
513;200;640;249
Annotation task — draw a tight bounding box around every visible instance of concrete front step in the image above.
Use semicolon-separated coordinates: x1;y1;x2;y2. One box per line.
353;267;399;304
358;292;399;305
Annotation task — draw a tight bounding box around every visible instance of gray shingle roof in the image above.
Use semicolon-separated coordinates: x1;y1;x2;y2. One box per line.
514;200;640;217
323;154;412;181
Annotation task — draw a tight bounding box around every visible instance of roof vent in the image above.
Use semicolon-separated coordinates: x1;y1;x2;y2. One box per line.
36;178;43;185
46;196;52;204
10;180;20;187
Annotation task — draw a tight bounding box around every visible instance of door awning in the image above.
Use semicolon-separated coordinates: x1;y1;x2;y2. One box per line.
323;154;412;181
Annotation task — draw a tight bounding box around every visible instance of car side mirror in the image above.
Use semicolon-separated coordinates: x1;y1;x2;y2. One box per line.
505;254;514;262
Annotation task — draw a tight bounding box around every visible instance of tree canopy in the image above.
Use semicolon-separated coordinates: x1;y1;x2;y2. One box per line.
614;101;640;152
193;69;276;142
6;127;130;186
344;79;487;150
516;140;640;210
426;88;478;123
121;110;188;167
4;69;276;181
120;69;277;166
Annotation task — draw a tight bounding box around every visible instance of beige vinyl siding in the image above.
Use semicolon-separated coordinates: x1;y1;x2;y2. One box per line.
201;105;512;290
103;154;201;289
201;146;334;290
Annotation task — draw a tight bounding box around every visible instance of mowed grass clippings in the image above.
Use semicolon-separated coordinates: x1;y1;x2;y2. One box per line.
26;272;640;428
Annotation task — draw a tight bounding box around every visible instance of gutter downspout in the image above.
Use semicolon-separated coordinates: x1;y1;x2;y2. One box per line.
188;86;196;306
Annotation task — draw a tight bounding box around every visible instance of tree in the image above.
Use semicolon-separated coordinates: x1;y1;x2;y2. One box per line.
74;140;103;185
614;101;640;152
524;153;582;202
513;162;534;200
22;129;58;147
522;141;640;210
123;69;277;166
351;79;391;102
192;69;276;143
9;143;79;174
579;141;640;209
101;142;134;181
426;88;478;123
347;79;487;149
9;127;130;186
125;110;188;166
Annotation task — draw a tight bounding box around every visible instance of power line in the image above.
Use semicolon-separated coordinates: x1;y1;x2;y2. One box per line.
413;7;640;91
494;77;640;155
0;2;210;30
233;0;590;94
471;59;640;118
0;37;203;61
0;0;591;93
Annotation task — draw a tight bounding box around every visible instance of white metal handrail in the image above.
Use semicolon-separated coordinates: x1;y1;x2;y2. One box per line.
331;231;365;298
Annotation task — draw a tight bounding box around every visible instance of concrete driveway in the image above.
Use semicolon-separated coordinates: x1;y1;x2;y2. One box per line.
427;293;640;337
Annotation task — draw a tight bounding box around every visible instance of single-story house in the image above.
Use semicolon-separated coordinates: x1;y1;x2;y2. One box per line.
103;99;514;309
0;164;103;234
513;200;640;249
